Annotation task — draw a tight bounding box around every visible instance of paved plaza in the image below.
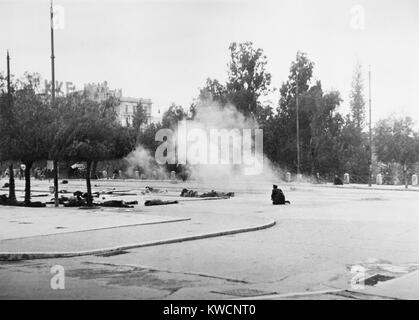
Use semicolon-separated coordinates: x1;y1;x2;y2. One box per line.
0;178;418;299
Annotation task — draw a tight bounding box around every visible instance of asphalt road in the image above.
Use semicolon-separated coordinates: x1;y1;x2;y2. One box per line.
1;180;418;299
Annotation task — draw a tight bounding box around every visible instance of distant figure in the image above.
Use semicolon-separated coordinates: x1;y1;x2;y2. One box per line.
19;164;25;180
333;175;343;185
271;185;290;205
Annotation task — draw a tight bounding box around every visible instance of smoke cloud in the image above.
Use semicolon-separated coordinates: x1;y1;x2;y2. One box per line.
124;145;169;180
125;97;286;187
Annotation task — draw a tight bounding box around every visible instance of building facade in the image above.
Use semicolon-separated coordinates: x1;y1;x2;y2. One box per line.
115;96;152;127
83;81;152;127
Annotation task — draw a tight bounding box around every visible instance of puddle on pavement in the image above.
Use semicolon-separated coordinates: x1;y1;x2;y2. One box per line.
364;274;395;286
65;264;210;294
346;258;419;287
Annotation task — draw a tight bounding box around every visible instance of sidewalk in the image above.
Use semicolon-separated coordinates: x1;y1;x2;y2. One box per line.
0;205;189;241
0;196;275;261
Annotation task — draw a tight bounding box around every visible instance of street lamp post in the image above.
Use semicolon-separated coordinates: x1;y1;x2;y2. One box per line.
6;50;16;201
296;73;301;180
368;66;372;187
50;1;59;206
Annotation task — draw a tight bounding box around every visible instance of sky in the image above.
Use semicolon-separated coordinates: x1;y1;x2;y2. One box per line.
0;0;418;122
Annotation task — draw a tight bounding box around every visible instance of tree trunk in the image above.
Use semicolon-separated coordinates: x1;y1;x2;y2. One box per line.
91;160;98;180
8;163;16;202
24;161;33;206
65;160;70;179
404;163;408;189
85;161;93;207
53;160;59;207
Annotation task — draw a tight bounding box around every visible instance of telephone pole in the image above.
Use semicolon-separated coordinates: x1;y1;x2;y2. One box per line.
6;51;11;103
368;66;372;187
50;1;59;206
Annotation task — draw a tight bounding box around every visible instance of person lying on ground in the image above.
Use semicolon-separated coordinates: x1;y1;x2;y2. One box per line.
144;199;178;206
199;190;235;198
180;188;199;197
141;186;167;195
100;200;134;208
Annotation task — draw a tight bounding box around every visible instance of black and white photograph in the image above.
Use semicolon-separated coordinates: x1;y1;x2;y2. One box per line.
0;0;419;305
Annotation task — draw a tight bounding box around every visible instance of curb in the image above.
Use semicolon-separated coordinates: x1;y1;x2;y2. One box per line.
232;289;345;300
0;217;191;242
0;220;276;261
304;184;419;192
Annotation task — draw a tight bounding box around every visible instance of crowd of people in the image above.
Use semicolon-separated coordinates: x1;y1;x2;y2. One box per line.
2;165;54;181
0;165;128;181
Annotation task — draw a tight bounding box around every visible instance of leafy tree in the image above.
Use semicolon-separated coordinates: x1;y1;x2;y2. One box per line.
1;73;56;205
136;122;164;155
99;95;120;120
309;89;344;176
197;42;272;123
187;102;198;120
132;101;149;131
226;42;272;118
270;51;315;172
349;62;366;130
198;78;228;106
94;96;120;177
51;96;134;206
374;116;419;177
0;75;17;202
161;103;187;129
339;117;370;182
331;62;370;182
265;52;346;179
16;75;56;205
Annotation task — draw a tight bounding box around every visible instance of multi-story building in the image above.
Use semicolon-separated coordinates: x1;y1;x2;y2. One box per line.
84;81;122;102
83;81;152;127
115;96;152;127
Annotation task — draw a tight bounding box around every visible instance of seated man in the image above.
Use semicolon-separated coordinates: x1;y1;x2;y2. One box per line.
271;185;290;205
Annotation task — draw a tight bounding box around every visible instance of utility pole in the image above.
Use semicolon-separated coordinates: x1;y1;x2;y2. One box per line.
368;66;372;187
6;51;11;102
50;1;59;207
296;73;301;180
6;50;16;201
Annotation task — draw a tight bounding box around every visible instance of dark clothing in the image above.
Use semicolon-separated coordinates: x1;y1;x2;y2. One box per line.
334;176;343;185
101;200;133;208
271;188;290;205
144;200;178;206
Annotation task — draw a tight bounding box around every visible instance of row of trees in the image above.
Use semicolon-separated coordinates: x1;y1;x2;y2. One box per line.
0;73;135;206
132;42;419;183
2;41;418;202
